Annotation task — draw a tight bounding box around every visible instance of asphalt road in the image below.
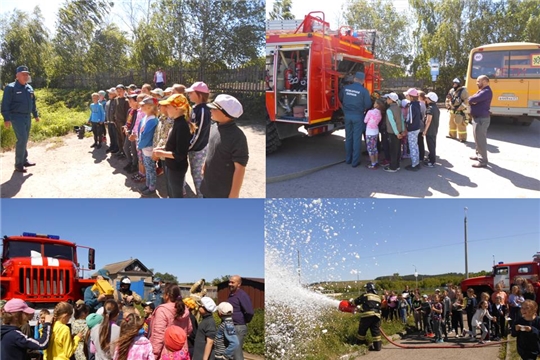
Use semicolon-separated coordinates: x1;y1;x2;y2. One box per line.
267;109;540;198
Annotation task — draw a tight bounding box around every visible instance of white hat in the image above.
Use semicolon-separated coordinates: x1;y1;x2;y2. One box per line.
384;92;399;102
435;288;441;292
200;297;217;313
207;94;243;118
151;88;164;97
426;92;438;102
401;99;409;108
217;301;233;315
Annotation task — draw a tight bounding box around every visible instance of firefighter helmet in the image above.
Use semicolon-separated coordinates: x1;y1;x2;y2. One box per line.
120;276;131;285
364;282;377;294
452;78;461;84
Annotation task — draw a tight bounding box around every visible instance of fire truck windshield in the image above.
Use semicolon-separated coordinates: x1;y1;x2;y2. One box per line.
6;241;74;261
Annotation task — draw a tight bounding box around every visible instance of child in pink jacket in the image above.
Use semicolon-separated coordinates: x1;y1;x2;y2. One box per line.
364;99;384;169
113;313;154;360
149;284;193;359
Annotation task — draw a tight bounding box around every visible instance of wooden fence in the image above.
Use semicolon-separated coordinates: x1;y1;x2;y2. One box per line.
53;66;265;94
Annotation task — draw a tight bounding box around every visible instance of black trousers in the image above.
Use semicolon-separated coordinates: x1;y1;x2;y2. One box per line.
107;122;119;151
418;132;425;160
166;166;187;198
388;134;402;170
426;134;437;164
358;315;382;350
91;122;103;144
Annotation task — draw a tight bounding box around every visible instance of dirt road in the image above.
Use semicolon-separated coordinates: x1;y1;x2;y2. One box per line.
1;120;265;198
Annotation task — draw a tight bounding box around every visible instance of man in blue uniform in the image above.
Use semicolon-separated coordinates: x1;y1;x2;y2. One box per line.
1;65;40;173
339;71;372;167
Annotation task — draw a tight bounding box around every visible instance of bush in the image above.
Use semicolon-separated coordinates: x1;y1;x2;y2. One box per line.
1;88;92;150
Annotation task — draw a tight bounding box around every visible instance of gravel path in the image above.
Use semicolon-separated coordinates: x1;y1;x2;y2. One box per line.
1;120;265;198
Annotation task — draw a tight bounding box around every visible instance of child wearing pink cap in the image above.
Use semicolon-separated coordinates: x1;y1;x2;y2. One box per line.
185;81;212;198
161;325;189;360
1;299;53;360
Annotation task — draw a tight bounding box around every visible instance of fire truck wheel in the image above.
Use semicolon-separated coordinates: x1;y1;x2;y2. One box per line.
266;118;282;155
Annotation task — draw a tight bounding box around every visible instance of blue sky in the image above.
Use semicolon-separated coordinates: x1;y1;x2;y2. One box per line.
265;199;540;284
1;199;264;282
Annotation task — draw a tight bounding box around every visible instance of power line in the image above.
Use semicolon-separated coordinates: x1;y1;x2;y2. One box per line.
367;232;539;258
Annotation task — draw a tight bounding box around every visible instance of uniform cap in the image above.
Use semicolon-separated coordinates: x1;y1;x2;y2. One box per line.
185;81;210;94
452;78;461;84
207;94;243;118
354;72;365;81
97;268;111;280
16;66;30;74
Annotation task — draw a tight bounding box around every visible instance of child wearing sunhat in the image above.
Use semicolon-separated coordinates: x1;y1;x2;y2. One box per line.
153;93;196;198
214;302;239;360
200;94;249;198
1;299;53;360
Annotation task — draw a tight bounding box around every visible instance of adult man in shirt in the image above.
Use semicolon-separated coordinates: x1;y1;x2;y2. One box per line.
227;275;254;360
468;75;493;168
1;66;40;172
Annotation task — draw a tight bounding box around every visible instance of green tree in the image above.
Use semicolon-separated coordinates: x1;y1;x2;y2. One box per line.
211;275;231;286
86;24;130;75
0;7;51;87
268;0;295;20
154;272;179;284
343;0;410;79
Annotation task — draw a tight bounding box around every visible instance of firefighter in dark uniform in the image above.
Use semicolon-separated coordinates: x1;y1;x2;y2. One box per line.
352;282;382;351
1;65;40;172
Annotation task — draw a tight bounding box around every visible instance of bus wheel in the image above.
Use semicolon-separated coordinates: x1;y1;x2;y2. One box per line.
267;117;282;155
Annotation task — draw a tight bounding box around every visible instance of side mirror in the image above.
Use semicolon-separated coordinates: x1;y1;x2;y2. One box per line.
88;248;95;270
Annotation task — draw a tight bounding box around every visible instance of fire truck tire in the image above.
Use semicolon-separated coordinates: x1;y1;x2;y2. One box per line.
266;118;282;155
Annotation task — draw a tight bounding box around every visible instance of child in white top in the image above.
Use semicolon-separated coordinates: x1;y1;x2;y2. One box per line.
364;99;384;169
464;300;495;344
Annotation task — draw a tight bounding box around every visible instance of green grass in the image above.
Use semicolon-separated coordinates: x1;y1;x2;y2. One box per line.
267;308;408;360
1;88;92;150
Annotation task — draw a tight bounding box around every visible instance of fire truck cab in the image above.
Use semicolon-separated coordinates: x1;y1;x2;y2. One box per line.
460;253;540;297
1;232;96;324
266;11;389;154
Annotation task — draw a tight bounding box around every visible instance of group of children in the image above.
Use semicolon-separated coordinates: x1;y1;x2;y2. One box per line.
87;81;249;198
360;88;441;172
378;279;540;358
1;294;239;360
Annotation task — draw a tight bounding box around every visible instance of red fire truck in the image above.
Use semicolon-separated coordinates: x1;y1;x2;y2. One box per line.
460;253;540;296
1;232;96;324
266;11;397;154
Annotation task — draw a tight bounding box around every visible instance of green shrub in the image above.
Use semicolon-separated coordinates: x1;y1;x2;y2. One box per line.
1;88;92;150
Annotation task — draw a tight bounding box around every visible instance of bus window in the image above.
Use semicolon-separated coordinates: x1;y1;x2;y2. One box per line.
471;51;507;78
471;49;540;79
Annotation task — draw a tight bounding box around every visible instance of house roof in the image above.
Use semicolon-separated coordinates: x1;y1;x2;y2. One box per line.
93;258;153;277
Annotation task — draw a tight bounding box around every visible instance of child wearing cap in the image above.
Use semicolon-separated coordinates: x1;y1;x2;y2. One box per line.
200;94;249;198
88;93;106;149
143;301;155;337
185;81;212;198
192;297;218;360
383;93;406;172
214;302;239;360
113;312;153;360
1;299;53;360
423;92;440;167
403;88;422;171
161;325;189;360
83;313;102;360
122;94;141;174
153;94;195;198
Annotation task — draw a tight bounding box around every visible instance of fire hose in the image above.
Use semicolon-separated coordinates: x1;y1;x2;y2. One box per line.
266;160;345;184
339;300;515;350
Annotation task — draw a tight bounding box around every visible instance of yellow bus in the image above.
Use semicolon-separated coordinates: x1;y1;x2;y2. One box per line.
466;42;540;125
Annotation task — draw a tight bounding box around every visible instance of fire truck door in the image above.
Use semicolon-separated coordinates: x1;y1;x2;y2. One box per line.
494;266;510;291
